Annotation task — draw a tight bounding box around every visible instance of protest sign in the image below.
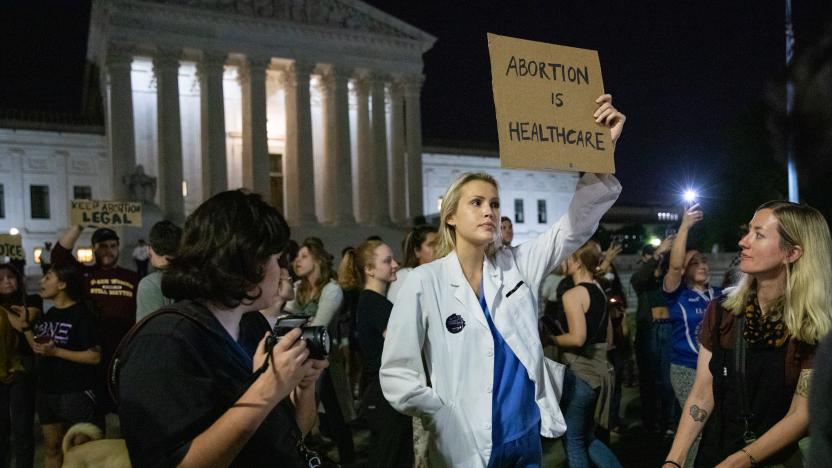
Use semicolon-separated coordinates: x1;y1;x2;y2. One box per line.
487;33;614;173
0;235;24;260
70;200;143;227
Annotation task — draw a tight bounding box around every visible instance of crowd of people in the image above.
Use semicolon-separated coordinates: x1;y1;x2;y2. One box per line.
0;93;830;468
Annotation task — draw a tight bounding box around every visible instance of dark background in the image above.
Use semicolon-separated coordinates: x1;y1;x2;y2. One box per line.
2;1;831;247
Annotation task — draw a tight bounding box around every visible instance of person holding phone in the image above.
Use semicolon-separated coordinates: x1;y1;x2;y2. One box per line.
6;265;100;468
663;204;722;466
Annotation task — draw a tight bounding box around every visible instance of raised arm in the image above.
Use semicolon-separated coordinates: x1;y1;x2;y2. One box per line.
631;236;673;294
58;225;83;251
513;95;624;289
52;225;84;268
664;205;702;293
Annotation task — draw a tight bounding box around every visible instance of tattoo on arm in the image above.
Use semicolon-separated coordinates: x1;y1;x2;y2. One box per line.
795;369;812;398
689;405;708;422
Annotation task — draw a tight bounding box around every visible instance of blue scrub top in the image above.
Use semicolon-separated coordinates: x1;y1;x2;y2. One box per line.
479;279;540;444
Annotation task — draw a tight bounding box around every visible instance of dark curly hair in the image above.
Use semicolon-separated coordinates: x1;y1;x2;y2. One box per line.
49;264;86;302
161;190;291;308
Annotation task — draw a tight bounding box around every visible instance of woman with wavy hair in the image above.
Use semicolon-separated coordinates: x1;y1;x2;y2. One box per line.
664;201;832;468
289;239;355;464
380;95;624;467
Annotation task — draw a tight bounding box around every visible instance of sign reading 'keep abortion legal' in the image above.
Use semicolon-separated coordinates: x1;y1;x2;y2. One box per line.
487;33;614;173
70;200;143;227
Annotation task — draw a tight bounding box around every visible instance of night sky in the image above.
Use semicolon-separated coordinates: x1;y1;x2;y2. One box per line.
2;1;831;206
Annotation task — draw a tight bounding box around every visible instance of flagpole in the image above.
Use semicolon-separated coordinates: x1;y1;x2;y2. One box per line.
786;0;799;202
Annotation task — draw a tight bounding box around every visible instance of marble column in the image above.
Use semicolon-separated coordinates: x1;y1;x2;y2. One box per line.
389;79;407;224
321;68;355;225
153;50;185;224
106;46;136;201
353;74;372;223
240;56;270;198
197;51;228;197
283;61;318;226
404;75;425;220
370;75;390;225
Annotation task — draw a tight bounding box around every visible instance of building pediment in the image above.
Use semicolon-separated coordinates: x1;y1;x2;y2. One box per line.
140;0;433;43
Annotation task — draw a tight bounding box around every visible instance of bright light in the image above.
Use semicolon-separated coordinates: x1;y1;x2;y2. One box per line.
9;227;19;235
34;247;43;264
683;190;698;203
649;237;661;247
182;181;188;197
76;247;94;264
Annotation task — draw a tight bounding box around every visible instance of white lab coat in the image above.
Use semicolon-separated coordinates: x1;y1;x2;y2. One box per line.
380;173;621;467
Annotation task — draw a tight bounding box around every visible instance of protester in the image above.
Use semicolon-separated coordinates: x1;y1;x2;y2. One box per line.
500;216;514;247
289;240;355;464
664;201;832;467
663;204;722;465
117;190;327;467
630;238;678;435
380;94;624;467
387;225;438;303
131;239;149;278
51;225;138;415
548;241;622;467
607;293;629;433
39;242;52;275
0;263;42;468
341;240;413;467
237;257;296;357
6;265;100;468
136;221;182;321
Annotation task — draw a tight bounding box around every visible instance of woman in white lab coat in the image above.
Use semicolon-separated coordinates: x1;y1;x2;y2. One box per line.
380;96;625;467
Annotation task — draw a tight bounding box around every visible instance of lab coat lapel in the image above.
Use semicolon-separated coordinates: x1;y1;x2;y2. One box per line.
482;256;504;318
446;252;490;332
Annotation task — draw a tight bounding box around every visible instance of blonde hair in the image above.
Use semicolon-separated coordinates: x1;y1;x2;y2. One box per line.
338;240;383;289
723;201;832;344
435;172;500;260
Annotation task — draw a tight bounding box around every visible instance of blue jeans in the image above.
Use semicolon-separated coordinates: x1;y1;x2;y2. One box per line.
488;425;542;468
560;370;622;468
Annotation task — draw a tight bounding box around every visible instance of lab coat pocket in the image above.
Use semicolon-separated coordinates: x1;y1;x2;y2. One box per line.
429;403;479;465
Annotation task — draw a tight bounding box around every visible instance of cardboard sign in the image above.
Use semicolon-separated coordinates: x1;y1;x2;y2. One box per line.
70;200;142;227
0;235;24;260
487;33;614;173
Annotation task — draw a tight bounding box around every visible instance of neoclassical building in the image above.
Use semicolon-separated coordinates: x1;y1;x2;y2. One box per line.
1;0;584;273
89;0;436;226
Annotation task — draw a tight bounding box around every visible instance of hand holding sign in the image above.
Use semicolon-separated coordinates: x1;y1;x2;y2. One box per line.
70;200;142;228
488;33;625;173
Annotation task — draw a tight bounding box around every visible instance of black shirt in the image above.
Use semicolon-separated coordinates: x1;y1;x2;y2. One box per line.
35;302;98;393
118;301;303;468
357;289;392;389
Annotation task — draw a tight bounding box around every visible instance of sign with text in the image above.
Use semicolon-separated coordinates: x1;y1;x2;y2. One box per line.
70;200;143;227
487;33;614;173
0;235;24;260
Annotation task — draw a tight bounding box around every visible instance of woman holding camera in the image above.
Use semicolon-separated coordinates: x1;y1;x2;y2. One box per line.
342;239;413;467
664;201;832;467
380;95;624;467
116;190;327;467
0;263;41;468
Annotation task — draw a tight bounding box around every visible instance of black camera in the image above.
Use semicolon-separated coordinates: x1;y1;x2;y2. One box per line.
269;314;331;360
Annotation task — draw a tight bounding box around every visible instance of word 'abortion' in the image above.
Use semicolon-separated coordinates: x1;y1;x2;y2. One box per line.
505;56;590;85
508;121;606;150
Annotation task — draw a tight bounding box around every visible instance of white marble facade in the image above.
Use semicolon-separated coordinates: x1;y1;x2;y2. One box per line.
87;0;437;227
